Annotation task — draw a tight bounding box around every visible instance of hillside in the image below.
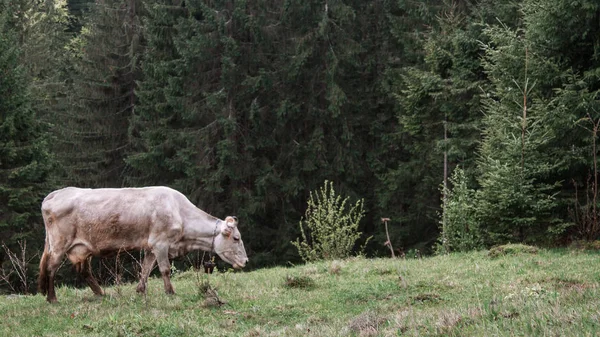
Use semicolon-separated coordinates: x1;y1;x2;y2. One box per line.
2;248;600;336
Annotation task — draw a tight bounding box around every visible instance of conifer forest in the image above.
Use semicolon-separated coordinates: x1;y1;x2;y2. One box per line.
1;0;600;292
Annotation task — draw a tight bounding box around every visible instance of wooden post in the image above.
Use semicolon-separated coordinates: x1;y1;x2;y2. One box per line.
381;218;395;258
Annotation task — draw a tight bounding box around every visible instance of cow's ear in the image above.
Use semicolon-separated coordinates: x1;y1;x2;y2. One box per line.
225;216;238;227
221;216;237;236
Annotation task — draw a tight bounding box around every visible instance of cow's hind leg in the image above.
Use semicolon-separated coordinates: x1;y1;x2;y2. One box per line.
136;251;156;294
38;244;50;296
45;252;65;303
153;246;174;295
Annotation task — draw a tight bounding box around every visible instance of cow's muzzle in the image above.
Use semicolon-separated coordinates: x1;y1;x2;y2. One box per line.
233;258;248;269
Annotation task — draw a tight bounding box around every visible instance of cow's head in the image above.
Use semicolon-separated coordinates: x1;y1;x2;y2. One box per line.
214;216;248;269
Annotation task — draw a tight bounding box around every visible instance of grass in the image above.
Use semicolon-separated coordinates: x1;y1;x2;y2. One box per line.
3;248;600;336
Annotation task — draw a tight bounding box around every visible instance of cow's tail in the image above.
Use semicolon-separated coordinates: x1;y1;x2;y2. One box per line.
38;239;50;295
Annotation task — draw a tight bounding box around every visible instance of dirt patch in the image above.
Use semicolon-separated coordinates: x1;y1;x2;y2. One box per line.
410;292;442;304
283;275;316;290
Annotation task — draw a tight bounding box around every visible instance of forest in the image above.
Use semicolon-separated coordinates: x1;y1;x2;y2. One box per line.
1;0;599;292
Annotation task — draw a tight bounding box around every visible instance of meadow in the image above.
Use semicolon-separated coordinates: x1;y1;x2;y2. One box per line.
2;246;600;336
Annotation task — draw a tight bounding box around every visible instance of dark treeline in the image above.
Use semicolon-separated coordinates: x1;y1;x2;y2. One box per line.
1;0;600;292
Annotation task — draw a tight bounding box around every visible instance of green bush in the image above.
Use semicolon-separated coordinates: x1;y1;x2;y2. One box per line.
437;167;482;254
292;181;367;262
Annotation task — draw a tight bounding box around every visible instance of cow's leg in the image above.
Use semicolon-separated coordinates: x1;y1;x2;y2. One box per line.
80;258;103;296
136;251;156;294
68;246;103;297
153;246;174;295
46;252;64;303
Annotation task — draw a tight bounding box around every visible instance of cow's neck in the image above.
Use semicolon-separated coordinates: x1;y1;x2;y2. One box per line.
180;209;221;253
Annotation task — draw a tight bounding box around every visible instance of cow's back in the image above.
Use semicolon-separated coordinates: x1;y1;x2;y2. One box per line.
42;187;185;255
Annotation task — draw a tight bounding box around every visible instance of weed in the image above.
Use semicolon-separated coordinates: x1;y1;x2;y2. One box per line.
197;277;225;307
329;262;342;275
0;241;36;294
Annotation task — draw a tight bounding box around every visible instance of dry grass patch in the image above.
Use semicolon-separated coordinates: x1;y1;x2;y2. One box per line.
347;311;388;337
329;261;342;275
488;243;539;258
568;240;600;250
435;310;464;334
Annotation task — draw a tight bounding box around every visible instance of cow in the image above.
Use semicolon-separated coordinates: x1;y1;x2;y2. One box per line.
37;186;248;303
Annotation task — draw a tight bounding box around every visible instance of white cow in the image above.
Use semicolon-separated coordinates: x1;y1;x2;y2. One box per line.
38;186;248;303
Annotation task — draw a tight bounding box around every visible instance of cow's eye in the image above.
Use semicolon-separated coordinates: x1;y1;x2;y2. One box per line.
233;236;240;242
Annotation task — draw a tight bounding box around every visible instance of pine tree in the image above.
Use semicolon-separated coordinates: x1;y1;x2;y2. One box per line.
127;0;188;187
521;0;600;240
475;21;559;244
379;0;479;251
128;0;380;263
58;0;143;187
0;1;52;267
9;0;71;190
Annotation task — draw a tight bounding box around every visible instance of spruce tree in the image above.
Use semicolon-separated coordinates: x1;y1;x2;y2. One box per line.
9;0;71;189
475;21;559;244
0;2;52;267
379;0;476;250
129;0;379;263
58;0;143;187
521;0;600;240
127;0;188;187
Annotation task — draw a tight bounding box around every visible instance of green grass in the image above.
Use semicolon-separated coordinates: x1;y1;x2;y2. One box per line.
3;248;600;336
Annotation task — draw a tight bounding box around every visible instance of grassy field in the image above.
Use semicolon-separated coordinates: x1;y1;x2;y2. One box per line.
2;247;600;336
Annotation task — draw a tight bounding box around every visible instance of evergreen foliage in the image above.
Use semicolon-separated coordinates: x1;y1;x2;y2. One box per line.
475;23;559;244
127;0;188;188
130;0;381;264
0;1;52;266
10;0;71;190
5;0;600;293
438;167;481;253
58;0;143;188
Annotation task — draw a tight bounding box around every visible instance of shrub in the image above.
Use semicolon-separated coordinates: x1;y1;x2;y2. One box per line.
437;167;482;254
292;181;367;262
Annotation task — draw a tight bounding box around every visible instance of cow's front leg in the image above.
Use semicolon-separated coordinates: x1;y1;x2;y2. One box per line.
80;258;104;296
153;246;175;295
136;251;156;294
